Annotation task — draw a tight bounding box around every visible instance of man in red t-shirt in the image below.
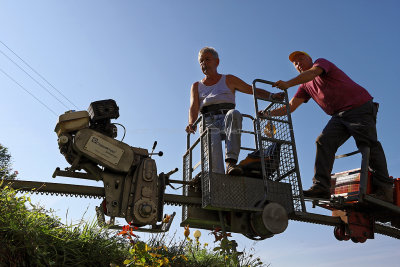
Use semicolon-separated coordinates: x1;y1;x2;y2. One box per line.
260;51;393;202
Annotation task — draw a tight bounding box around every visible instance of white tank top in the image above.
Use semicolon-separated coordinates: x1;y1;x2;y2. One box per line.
198;74;235;109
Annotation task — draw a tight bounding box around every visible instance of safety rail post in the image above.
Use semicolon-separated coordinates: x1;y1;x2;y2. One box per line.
240;114;258;152
185;116;203;180
333;146;370;203
358;146;370;202
187;134;193;182
284;90;306;212
251;79;271;183
200;122;212;207
252;79;305;212
183;116;204;223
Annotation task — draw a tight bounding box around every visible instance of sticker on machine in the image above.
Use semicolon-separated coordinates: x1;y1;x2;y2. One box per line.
84;135;124;165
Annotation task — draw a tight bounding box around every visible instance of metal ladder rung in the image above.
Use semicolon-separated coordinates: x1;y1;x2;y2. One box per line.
335;150;360;159
259;117;290;124
240;147;256;151
191;161;201;172
260;137;293;145
255;96;286;104
241;130;255;135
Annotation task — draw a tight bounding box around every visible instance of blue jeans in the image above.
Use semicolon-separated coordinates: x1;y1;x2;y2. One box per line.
200;109;243;174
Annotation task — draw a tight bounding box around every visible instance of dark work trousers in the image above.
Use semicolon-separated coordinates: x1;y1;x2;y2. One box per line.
313;100;392;190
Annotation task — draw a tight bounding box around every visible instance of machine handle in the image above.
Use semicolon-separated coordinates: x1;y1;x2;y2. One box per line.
166;168;178;177
186;115;203;149
253;78;275;86
252;79;288;102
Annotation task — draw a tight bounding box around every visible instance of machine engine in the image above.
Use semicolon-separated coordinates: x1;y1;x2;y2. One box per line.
54;99;164;226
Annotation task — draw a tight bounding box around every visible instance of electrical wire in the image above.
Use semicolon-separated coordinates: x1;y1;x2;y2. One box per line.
0;40;79;109
113;123;126;141
0;49;70;110
0;67;57;116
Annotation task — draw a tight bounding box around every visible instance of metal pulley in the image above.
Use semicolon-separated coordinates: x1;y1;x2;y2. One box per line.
262;202;288;234
250;202;288;239
58;135;69;144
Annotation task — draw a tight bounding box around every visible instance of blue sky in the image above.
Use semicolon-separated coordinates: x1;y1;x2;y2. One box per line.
1;1;399;266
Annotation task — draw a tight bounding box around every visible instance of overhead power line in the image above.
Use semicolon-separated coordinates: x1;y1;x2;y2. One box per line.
0;40;79;109
0;67;58;116
0;49;70;110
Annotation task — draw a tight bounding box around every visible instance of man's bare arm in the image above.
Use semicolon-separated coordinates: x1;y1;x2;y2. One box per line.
226;75;283;100
186;82;200;133
259;97;305;117
274;66;323;90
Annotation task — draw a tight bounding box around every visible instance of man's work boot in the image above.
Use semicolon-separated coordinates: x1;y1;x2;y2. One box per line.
370;186;394;203
303;184;330;199
226;162;243;176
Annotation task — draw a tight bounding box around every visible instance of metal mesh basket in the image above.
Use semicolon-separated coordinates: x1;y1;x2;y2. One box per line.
252;80;305;212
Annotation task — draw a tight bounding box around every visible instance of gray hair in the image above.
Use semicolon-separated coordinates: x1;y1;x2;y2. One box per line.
198;47;219;62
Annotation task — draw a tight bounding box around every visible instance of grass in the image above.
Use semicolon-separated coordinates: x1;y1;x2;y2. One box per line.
120;228;266;267
0;181;267;266
0;183;128;266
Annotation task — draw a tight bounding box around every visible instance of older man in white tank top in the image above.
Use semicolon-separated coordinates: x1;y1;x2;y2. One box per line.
186;47;284;175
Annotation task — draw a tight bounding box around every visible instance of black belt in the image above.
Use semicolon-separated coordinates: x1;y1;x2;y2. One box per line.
200;103;235;114
333;100;376;116
203;109;230;117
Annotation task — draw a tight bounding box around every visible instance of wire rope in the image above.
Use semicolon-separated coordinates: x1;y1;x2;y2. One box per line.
0;67;57;116
0;49;70;110
0;40;79;109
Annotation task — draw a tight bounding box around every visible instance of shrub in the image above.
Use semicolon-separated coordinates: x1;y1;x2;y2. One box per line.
0;183;128;266
0;144;18;180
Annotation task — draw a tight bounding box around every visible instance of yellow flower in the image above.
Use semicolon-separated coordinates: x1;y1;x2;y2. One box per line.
123;259;132;265
193;230;201;239
184;225;190;238
162;214;171;223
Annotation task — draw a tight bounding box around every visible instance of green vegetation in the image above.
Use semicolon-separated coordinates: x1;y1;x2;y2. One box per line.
0;183;128;266
119;226;265;267
0;145;267;266
0;183;266;266
0;144;17;180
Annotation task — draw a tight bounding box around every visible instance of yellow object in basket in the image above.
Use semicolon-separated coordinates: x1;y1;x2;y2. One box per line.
264;121;276;138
